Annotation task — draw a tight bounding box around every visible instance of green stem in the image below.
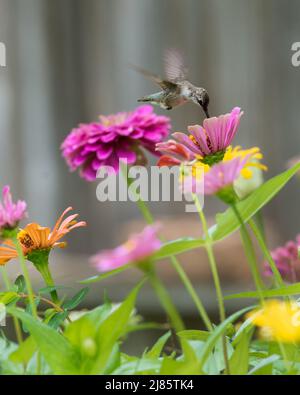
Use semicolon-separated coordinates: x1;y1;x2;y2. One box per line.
0;267;24;345
249;219;284;288
192;194;230;374
231;205;265;304
124;167;212;331
27;249;58;303
147;266;185;332
168;255;212;331
138;199;212;330
36;261;58;303
278;342;291;373
12;237;37;318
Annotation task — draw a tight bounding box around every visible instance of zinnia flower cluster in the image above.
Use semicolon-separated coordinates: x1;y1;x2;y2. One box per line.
156;107;266;199
264;235;300;282
61;105;170;181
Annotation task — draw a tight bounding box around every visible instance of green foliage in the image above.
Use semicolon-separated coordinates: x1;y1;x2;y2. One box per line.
225;282;300;300
3;282;144;375
7;307;81;375
62;288;89;310
1;163;300;376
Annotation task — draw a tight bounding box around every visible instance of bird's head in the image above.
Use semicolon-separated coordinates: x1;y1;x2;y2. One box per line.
192;88;210;118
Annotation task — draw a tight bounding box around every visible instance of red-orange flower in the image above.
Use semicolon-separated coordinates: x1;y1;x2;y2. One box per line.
0;207;86;265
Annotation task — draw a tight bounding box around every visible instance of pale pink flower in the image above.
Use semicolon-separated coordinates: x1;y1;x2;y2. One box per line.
203;157;248;195
91;224;161;272
0;186;27;231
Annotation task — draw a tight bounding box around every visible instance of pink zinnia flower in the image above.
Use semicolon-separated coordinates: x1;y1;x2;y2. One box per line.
264;235;300;282
61;105;170;181
183;156;248;198
203;157;248;195
156;139;195;166
91;224;162;272
172;107;243;159
0;186;27;232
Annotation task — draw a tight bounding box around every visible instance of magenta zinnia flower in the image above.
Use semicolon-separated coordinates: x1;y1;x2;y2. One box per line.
172;107;243;161
91;224;162;272
264;235;300;282
61;105;170;181
0;186;27;232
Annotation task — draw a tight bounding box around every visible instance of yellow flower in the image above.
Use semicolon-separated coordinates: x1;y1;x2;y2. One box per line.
247;300;300;343
223;146;267;179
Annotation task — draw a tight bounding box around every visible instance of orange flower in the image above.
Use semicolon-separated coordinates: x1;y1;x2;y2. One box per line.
0;207;86;265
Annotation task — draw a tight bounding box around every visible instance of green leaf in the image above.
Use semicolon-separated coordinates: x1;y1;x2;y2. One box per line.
181;338;200;364
154;238;204;260
146;331;171;358
38;285;70;295
177;330;210;342
231;317;253;346
10;336;37;365
47;311;69;329
0;337;24;374
63;288;89;310
80;265;132;284
198;306;253;369
248;355;279;375
90;281;145;374
7;307;80;374
225;282;300;300
102;344;121;374
160;356;203;375
113;358;162;375
229;328;253;374
14;275;26;293
0;291;20;305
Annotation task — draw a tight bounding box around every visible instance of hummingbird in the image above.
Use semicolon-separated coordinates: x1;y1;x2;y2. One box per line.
132;49;210;118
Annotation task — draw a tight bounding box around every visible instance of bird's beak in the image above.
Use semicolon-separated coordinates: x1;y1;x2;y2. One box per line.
197;99;210;119
203;108;210;118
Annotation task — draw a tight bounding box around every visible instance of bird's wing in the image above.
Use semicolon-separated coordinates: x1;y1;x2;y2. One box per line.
164;49;188;82
129;63;177;90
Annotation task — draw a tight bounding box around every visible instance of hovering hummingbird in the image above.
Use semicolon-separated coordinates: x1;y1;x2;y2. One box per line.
132;49;210;118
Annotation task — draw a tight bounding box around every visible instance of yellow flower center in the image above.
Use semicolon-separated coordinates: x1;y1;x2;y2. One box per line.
99;114;127;127
123;240;137;252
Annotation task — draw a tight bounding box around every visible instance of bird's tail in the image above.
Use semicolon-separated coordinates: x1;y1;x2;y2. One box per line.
137;96;153;103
